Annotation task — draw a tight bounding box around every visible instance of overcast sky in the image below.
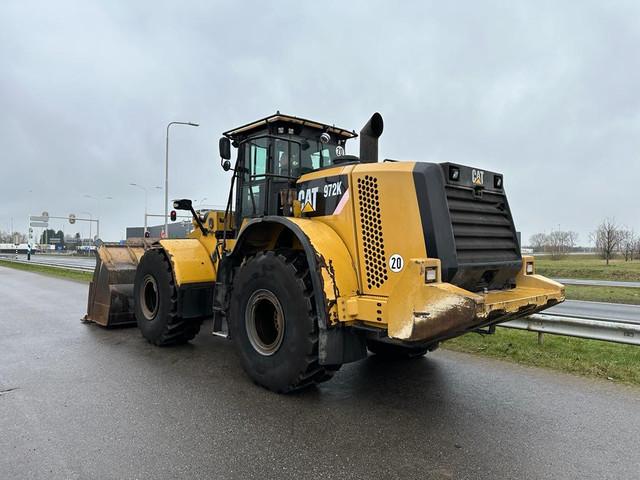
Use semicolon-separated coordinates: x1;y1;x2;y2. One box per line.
1;0;639;244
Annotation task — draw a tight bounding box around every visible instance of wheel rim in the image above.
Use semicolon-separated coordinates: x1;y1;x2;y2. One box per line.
140;274;159;320
245;289;285;356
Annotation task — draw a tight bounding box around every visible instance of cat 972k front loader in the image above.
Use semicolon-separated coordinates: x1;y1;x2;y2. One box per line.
84;112;564;393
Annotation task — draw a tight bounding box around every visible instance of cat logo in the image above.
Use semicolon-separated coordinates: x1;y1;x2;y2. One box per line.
298;187;319;213
471;169;485;186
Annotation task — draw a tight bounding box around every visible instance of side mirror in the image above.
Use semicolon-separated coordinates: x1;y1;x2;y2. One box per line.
222;160;231;171
219;137;231;160
172;199;192;211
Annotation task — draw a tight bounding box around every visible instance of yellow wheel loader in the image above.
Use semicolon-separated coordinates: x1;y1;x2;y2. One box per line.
85;112;564;392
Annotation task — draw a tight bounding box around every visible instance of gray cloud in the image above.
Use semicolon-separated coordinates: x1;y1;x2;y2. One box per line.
1;0;639;243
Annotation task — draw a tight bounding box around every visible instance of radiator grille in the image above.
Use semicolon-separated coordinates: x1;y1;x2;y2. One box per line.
445;186;520;265
357;175;388;289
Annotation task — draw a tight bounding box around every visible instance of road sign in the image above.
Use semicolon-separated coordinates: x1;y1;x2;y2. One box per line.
30;221;48;227
69;213;76;224
29;215;48;222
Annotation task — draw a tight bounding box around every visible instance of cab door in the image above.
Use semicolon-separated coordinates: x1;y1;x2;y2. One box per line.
270;138;301;215
237;137;269;224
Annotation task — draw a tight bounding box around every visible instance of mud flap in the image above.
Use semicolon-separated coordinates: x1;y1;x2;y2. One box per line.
319;326;367;365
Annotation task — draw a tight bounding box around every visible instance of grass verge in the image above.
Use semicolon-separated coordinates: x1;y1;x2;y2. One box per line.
536;254;640;281
0;259;92;283
444;328;640;386
565;285;640;305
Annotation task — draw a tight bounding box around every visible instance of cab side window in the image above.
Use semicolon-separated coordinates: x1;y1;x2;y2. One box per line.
246;138;268;179
241;138;269;217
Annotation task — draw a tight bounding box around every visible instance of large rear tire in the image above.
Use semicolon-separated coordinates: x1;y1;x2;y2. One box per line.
229;250;339;393
133;249;202;346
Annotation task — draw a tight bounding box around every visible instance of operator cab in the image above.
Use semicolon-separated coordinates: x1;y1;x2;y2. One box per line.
220;113;357;228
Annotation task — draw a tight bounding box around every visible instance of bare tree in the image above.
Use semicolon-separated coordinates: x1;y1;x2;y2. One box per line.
0;230;26;243
619;229;636;262
546;230;578;259
529;233;548;253
591;218;622;265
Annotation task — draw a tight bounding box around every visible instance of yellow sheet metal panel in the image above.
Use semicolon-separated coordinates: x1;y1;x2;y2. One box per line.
350;162;427;296
159;239;216;286
375;256;564;341
384;258;477;339
296;165;361;290
296;161;427;297
338;296;388;326
285;217;359;324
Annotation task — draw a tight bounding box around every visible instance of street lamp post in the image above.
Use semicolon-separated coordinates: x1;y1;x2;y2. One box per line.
84;194;112;239
165;121;199;237
196;197;208;209
130;183;162;235
80;211;93;240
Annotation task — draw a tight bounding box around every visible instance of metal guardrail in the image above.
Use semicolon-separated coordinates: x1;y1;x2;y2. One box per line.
502;314;640;346
551;278;640;289
0;256;94;272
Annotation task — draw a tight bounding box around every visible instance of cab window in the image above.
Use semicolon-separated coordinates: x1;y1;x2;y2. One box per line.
246;138;268;179
241;184;263;218
301;141;336;173
241;138;269;217
274;139;301;177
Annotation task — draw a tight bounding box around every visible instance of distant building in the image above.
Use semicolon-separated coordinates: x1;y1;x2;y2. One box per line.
126;221;193;240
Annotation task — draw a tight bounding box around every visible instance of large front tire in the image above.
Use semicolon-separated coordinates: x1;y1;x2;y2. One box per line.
229;251;339;393
133;249;202;346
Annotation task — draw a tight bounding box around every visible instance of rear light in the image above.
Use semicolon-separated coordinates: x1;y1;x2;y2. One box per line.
494;175;503;189
449;166;460;181
425;267;438;283
526;262;534;274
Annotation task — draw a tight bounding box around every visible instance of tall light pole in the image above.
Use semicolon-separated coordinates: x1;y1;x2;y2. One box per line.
130;183;162;235
165;121;199;237
196;197;208;209
84;194;112;239
80;211;93;241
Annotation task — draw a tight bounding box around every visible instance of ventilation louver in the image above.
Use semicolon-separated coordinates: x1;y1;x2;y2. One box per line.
357;175;388;289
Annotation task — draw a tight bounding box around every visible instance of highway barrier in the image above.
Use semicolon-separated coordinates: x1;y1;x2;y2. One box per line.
0;255;94;272
502;313;640;346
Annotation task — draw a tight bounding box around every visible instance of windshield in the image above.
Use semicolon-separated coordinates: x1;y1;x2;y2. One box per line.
273;137;341;177
299;140;339;174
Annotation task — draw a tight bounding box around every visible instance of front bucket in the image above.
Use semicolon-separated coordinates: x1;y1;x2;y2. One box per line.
83;241;148;327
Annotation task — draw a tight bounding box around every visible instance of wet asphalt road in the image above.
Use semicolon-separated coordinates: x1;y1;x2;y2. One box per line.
1;266;640;479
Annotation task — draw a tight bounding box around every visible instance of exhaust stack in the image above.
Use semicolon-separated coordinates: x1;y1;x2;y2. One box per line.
359;112;384;163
